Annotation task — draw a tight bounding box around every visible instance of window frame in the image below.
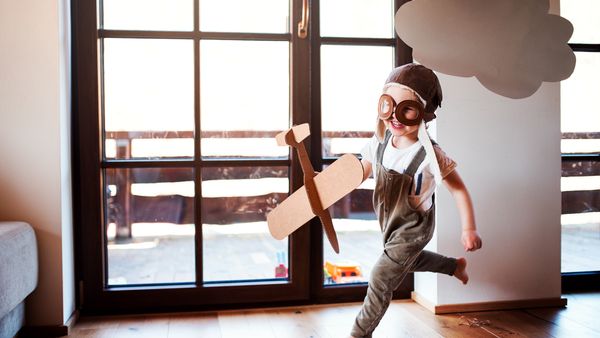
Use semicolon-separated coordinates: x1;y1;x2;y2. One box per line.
72;0;414;314
308;0;414;303
560;41;600;290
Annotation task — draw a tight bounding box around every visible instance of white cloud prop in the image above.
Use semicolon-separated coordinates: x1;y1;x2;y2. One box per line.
395;0;576;99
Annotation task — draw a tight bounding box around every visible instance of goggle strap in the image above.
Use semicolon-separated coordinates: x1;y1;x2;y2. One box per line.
417;121;442;186
383;83;427;107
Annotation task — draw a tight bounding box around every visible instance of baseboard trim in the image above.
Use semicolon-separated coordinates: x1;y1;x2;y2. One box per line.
411;292;567;314
19;309;79;338
65;310;80;333
18;325;69;338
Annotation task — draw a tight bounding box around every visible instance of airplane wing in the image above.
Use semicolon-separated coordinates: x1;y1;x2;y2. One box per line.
267;154;363;240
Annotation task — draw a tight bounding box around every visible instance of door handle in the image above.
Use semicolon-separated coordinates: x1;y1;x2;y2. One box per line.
298;0;309;39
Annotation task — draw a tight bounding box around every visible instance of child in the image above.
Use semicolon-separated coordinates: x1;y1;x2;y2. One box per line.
350;63;482;338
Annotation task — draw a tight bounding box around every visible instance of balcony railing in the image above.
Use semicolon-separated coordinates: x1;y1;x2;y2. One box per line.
104;130;375;239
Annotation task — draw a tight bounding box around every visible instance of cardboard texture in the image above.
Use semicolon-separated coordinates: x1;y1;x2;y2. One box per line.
276;123;310;146
267;124;363;253
395;0;575;99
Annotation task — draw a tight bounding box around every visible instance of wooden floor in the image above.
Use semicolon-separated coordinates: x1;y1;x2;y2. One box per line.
64;292;600;338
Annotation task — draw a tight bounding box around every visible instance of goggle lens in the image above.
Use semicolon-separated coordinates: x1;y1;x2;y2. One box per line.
377;94;424;126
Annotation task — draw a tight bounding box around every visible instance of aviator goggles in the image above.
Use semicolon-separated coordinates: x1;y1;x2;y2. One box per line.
377;94;424;126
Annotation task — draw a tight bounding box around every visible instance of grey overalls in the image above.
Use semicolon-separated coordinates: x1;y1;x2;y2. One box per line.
351;131;457;338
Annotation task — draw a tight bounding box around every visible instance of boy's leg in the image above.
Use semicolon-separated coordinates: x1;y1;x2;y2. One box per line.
351;250;417;338
410;250;456;275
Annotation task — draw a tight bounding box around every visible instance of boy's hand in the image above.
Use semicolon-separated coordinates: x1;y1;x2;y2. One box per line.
461;229;482;252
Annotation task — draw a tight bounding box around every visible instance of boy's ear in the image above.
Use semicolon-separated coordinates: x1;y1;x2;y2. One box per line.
375;118;386;143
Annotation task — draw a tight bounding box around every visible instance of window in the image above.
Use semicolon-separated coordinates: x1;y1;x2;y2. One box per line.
559;1;600;283
73;0;411;311
318;1;396;289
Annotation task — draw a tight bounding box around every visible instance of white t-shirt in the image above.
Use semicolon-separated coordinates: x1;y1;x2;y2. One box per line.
360;135;457;211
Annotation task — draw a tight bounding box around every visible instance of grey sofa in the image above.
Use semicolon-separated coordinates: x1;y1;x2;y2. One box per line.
0;222;38;338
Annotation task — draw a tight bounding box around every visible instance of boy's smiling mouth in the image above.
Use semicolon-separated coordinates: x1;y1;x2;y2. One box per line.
390;120;404;129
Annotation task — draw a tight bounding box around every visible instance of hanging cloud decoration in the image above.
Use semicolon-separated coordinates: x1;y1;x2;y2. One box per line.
395;0;576;99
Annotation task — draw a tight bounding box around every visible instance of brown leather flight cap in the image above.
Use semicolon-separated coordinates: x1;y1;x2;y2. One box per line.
385;63;443;122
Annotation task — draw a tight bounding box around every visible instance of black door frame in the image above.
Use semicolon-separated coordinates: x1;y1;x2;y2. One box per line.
308;0;414;304
72;0;417;315
560;42;600;292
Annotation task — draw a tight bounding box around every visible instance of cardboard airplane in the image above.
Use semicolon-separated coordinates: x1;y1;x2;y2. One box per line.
267;124;364;253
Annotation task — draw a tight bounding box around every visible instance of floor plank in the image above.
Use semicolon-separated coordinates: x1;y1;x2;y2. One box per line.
267;308;323;338
525;306;600;337
301;303;359;338
564;291;600;311
380;302;445;338
112;316;170;338
167;313;221;338
455;310;557;338
400;302;498;338
64;293;600;338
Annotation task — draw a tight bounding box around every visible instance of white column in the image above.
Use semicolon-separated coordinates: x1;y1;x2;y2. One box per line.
413;0;564;313
0;0;74;327
414;74;562;310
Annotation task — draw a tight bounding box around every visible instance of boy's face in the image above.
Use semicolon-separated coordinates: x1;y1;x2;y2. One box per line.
382;86;421;138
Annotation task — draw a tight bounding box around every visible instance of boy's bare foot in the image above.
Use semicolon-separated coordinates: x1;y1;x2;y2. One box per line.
454;257;469;285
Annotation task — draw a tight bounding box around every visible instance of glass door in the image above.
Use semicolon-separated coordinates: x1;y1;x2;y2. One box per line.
310;0;414;300
73;0;407;312
74;0;313;312
559;1;600;278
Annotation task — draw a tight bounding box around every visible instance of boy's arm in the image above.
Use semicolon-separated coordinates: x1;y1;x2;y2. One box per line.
442;169;482;252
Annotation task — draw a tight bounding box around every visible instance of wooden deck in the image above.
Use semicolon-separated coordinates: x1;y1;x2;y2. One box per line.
107;221;382;285
106;221;600;286
64;292;600;337
561;222;600;273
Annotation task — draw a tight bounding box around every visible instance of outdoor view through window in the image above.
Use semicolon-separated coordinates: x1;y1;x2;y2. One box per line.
101;0;396;286
103;0;292;285
559;0;600;273
99;0;598;288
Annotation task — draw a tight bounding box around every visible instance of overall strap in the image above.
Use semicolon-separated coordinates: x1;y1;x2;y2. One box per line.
405;146;427;177
375;130;393;166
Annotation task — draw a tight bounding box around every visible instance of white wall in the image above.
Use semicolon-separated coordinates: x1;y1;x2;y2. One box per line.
0;0;74;327
415;0;562;307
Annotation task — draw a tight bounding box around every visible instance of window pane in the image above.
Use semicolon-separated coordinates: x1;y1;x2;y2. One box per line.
323;168;379;285
200;40;290;158
561;52;600;154
105;168;195;286
202;166;289;282
104;39;194;159
561;160;600;273
321;45;394;157
103;0;193;31
561;51;600;273
560;0;600;44
320;0;394;38
200;0;289;33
